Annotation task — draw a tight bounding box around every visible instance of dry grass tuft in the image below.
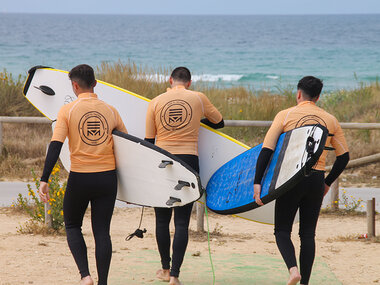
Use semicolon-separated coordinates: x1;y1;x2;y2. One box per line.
0;71;41;117
326;233;380;243
320;208;366;217
17;220;65;236
189;223;253;243
96;60;169;100
0;123;53;180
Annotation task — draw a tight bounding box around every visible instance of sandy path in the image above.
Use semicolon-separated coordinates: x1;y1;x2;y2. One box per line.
0;207;379;284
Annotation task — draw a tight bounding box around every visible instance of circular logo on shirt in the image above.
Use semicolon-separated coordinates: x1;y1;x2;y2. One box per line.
160;100;193;131
295;115;327;128
78;111;109;146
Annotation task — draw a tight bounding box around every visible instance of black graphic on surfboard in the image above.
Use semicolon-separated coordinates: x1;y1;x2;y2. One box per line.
64;95;76;104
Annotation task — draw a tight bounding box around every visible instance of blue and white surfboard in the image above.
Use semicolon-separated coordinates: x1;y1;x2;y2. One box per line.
206;125;328;214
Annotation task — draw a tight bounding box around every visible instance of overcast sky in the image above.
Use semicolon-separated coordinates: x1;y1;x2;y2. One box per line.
1;0;380;15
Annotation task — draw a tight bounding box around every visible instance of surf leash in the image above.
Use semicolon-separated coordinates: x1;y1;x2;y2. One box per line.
205;205;216;285
126;206;147;241
302;125;318;177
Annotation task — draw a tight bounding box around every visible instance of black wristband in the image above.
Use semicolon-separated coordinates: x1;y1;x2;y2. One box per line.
201;118;224;129
144;138;155;145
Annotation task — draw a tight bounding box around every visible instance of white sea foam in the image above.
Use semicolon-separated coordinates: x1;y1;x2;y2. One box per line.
266;75;279;80
136;74;169;82
135;73;243;83
192;74;243;82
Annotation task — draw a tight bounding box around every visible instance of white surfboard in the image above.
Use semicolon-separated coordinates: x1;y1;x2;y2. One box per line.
23;66;279;224
112;130;202;207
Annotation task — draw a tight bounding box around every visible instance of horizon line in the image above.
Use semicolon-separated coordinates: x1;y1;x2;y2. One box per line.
1;11;380;16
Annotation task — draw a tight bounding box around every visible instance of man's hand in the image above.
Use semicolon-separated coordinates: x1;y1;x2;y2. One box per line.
38;181;50;203
253;184;264;206
323;184;330;197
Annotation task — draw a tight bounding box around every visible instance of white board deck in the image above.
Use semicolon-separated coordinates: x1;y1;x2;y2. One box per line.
112;131;202;207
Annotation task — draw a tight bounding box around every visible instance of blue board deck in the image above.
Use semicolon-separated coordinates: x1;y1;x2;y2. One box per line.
206;125;328;214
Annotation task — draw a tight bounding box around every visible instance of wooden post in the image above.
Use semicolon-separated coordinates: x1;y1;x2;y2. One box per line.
196;203;205;232
45;202;53;228
330;179;339;210
0;122;3;153
44;143;53;228
367;198;376;238
326;153;380;171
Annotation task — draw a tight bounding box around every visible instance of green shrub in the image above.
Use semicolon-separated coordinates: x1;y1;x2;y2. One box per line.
14;164;66;232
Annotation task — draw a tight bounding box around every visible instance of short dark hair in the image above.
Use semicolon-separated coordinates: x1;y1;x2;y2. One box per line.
171;67;191;83
297;76;323;99
68;64;96;89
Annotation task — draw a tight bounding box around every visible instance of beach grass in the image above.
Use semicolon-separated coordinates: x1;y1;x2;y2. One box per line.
0;123;51;179
0;61;379;181
326;233;380;243
0;70;40;117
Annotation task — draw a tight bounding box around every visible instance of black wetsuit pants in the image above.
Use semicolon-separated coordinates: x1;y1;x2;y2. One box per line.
63;170;117;285
154;154;199;278
274;170;325;285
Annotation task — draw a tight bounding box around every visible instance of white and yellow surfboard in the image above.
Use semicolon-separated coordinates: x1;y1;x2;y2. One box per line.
23;66;280;224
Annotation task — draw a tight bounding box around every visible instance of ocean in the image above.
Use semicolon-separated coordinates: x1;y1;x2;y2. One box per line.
0;13;380;92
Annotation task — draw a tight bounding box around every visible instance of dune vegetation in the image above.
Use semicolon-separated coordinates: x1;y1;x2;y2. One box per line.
0;62;379;182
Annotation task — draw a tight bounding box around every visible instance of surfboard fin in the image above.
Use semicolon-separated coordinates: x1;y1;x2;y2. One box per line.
34;85;55;96
175;180;190;190
159;160;173;168
166;196;181;206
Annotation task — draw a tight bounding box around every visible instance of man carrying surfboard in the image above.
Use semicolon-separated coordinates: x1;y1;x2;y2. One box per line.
145;66;224;285
38;64;127;285
253;76;349;285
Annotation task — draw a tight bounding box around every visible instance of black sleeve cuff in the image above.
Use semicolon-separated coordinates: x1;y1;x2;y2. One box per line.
201;118;224;129
40;141;63;182
144;138;155;145
254;147;274;184
325;152;350;186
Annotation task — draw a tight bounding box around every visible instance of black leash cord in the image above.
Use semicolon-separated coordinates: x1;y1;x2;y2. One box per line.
126;206;147;241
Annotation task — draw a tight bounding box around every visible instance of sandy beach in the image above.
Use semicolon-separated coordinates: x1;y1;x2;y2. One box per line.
0;206;379;285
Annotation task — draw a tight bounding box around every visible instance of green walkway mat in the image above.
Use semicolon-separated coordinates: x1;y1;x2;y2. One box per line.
110;249;341;284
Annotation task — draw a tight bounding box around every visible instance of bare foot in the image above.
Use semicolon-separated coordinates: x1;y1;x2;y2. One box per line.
169;276;183;285
80;275;94;285
156;269;170;282
287;266;301;285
